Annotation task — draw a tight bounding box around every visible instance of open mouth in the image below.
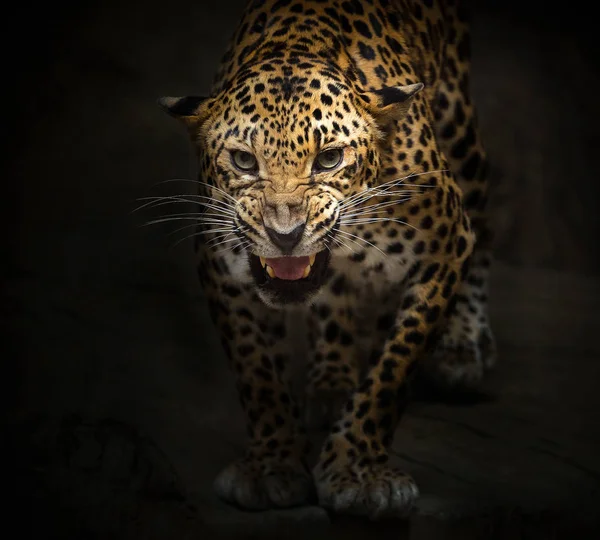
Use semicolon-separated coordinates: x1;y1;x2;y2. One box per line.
249;250;331;304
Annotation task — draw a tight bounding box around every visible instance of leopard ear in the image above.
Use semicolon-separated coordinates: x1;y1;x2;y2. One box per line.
362;83;424;131
157;96;213;127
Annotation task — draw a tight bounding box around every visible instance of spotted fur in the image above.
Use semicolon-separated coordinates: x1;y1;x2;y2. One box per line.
160;0;495;518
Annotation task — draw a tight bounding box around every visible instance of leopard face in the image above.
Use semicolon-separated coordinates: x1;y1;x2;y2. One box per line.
161;61;422;307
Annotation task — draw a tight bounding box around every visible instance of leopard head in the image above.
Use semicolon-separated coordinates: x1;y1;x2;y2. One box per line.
160;62;422;307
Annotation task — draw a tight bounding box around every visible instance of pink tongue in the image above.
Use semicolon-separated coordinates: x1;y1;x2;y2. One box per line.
266;256;310;280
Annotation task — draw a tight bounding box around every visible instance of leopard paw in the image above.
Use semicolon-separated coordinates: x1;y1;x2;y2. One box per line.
478;324;497;369
422;343;484;392
304;389;350;431
214;456;313;510
314;461;418;519
421;319;497;393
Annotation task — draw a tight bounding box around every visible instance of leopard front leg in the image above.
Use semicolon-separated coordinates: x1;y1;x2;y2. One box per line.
304;272;361;430
313;259;467;519
422;248;495;391
199;258;312;510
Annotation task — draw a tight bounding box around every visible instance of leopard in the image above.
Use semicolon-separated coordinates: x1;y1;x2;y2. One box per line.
158;0;495;520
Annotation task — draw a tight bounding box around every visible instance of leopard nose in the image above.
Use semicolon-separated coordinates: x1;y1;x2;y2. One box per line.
265;223;306;254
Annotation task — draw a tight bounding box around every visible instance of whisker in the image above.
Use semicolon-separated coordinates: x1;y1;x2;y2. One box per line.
172;230;227;248
189;227;237;235
191;213;237;222
206;231;238;247
340;217;420;232
209;235;249;249
141;218;232;228
143;215;236;227
193;179;239;204
377;169;446;188
336;229;386;257
340;186;424;212
134;199;235;217
149;211;232;218
343;208;404;221
207;224;250;248
338;173;417;207
166;221;233;236
344;180;422;200
155;179;238;204
337;240;357;254
328;232;356;254
339;170;444;210
343;199;412;216
141;217;202;226
341;196;415;218
159;213;234;225
347;189;422;203
171;227;239;248
226;239;252;254
141;211;236;223
134;196;236;216
135;193;235;208
326;232;341;249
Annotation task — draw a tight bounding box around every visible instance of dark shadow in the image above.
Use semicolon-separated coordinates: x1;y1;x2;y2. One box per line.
410;378;496;407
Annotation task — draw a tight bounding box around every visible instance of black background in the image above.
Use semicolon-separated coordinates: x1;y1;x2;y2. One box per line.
3;0;600;538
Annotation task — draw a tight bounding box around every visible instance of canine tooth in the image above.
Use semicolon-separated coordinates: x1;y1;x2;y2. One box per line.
266;265;275;278
309;254;316;266
260;257;266;268
303;265;311;278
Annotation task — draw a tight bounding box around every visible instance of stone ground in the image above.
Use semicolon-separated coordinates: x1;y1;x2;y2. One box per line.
3;0;600;538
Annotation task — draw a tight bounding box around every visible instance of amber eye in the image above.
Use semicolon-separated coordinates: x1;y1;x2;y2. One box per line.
314;148;343;172
231;150;258;172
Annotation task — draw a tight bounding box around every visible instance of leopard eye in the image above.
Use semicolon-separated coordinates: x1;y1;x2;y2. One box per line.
231;150;258;173
314;148;343;172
